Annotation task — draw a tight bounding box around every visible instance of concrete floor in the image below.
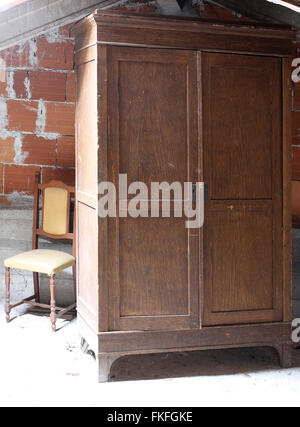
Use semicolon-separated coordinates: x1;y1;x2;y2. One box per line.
1;290;300;407
1;204;300;407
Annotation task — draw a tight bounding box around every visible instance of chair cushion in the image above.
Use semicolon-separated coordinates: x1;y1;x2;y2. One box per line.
4;249;75;275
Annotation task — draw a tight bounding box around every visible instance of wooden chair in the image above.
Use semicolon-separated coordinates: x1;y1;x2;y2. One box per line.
4;172;76;332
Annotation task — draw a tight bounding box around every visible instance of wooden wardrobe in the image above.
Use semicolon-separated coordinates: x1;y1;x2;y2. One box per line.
73;11;294;382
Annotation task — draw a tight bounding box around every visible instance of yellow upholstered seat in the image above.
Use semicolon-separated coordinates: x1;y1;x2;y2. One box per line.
4;175;76;332
4;249;75;276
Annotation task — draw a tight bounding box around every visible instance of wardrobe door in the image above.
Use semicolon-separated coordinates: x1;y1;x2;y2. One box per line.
107;46;200;331
203;53;283;326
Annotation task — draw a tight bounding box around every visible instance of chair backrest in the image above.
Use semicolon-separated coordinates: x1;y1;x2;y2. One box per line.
32;172;76;256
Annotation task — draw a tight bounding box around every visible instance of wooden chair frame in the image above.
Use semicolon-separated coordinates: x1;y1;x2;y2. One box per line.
5;172;76;332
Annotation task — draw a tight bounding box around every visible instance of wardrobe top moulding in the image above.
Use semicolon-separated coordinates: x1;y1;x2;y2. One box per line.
72;10;295;57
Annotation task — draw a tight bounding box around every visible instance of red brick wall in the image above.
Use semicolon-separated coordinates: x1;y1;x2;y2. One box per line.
0;24;75;205
0;0;256;206
0;0;285;208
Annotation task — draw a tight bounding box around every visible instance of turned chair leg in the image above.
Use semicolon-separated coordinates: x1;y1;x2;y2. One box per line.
50;274;56;333
5;267;11;323
33;272;40;303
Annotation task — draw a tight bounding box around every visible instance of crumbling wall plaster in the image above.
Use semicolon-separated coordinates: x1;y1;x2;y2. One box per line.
0;23;75;206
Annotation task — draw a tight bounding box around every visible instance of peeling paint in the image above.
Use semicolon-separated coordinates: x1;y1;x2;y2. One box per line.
13;133;28;164
35;99;59;140
17;42;26;55
36;132;60;140
0;58;6;83
6;71;16;99
29;39;38;68
24;103;38;113
36;99;46;133
24;75;31;99
0;96;8;130
6;191;34;206
45;27;65;44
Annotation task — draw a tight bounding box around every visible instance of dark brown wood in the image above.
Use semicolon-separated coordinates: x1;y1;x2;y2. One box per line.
274;343;293;369
283;57;293;323
98;44;109;333
33;273;40;303
73;12;294;382
73;11;294;57
202;53;283;326
35;230;74;240
198;51;205;329
93;321;292;354
32;172;40;251
107;46;199;332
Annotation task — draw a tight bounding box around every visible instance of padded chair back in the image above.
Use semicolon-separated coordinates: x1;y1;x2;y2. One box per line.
43;187;69;236
32;172;76;256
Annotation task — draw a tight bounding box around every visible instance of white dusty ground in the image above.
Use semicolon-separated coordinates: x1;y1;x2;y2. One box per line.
1;286;300;407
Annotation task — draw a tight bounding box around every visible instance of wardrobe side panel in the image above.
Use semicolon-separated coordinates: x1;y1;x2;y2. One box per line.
76;48;99;332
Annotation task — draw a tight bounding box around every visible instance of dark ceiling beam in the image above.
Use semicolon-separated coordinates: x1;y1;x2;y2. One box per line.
0;0;123;51
209;0;300;29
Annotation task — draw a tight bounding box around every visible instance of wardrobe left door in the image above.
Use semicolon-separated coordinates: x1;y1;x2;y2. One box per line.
106;46;201;332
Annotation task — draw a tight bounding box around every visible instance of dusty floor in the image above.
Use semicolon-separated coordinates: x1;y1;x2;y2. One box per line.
1;288;300;407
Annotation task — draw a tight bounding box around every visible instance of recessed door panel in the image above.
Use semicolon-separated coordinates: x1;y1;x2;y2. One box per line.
203;53;283;326
107;47;200;331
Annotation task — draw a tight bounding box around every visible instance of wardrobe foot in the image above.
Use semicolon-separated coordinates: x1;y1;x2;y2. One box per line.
97;355;120;383
274;344;293;369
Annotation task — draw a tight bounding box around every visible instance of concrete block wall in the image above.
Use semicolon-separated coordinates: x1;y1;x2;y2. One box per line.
0;202;75;306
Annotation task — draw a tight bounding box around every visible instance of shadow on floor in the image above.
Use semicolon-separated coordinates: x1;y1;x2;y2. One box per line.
109;347;300;382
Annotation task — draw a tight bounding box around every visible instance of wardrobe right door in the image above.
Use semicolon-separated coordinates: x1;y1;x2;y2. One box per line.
202;53;283;326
